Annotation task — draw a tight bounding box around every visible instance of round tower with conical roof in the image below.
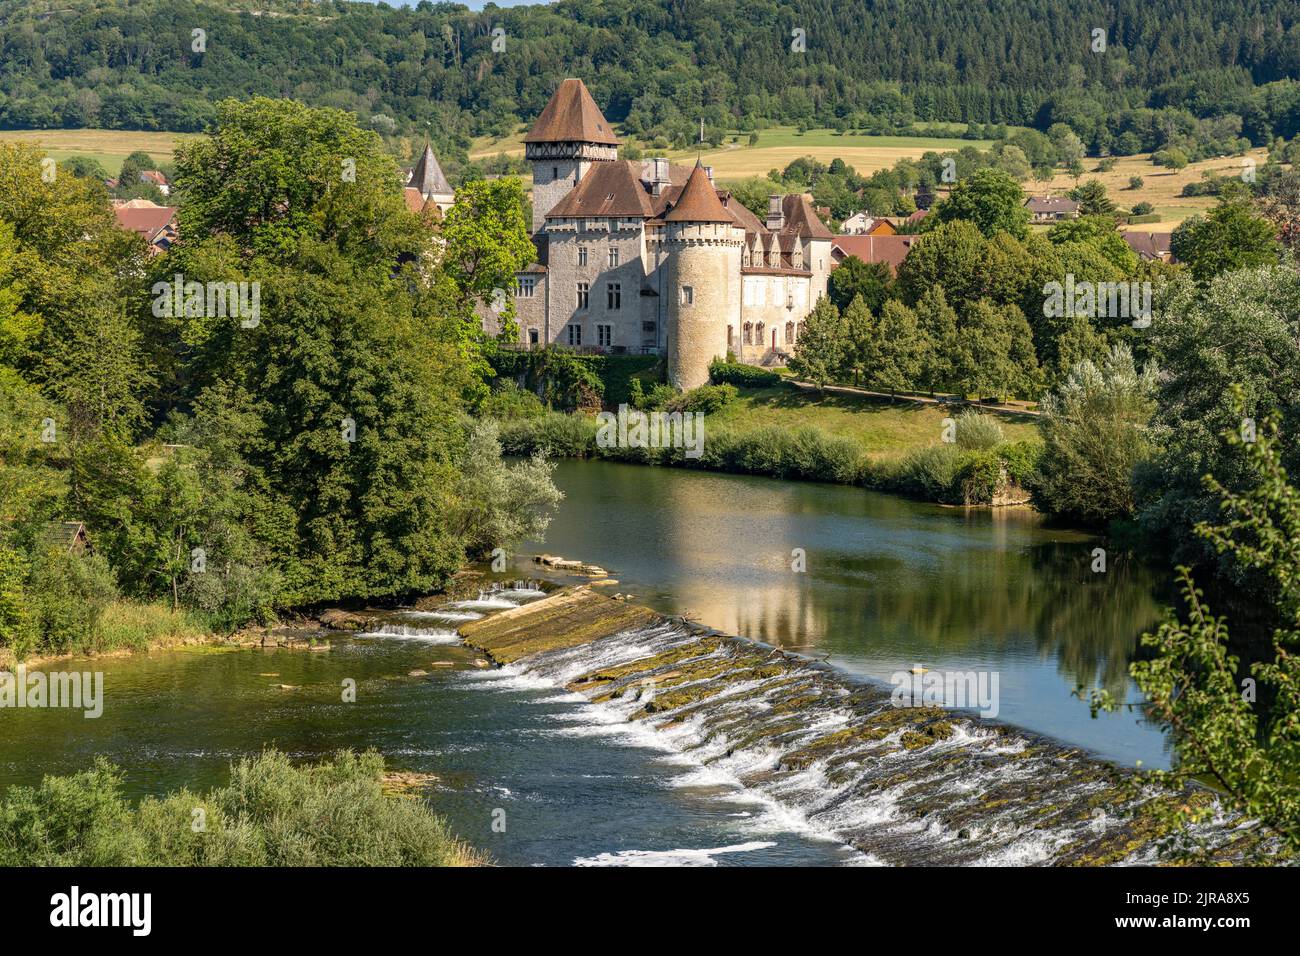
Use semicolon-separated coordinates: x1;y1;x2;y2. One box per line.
663;162;745;389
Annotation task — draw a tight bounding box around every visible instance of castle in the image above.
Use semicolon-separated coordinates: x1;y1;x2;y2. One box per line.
497;78;834;389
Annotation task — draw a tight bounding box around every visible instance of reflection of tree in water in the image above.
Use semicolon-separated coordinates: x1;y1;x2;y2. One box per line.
730;534;1164;701
1025;542;1166;698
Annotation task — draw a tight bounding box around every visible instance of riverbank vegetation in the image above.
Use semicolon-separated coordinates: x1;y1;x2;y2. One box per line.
0;749;481;866
0;98;558;661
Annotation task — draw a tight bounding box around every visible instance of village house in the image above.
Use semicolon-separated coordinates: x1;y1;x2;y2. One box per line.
112;198;178;255
1024;195;1080;223
840;212;897;236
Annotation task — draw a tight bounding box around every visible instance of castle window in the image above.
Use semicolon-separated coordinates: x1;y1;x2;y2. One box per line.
742;322;753;345
596;324;612;348
785;321;794;344
607;283;621;310
552;167;558;180
578;246;588;267
755;322;765;345
680;285;694;305
577;282;589;310
608;247;619;268
566;323;582;347
529;329;540;346
516;277;535;298
727;325;734;346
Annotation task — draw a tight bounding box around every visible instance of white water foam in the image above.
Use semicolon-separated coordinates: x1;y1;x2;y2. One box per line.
357;624;459;644
573;841;778;867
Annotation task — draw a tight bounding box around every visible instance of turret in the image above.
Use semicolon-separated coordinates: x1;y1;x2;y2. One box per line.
663;162;745;389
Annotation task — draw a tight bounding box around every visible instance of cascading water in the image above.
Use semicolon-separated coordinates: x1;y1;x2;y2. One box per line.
456;591;1266;866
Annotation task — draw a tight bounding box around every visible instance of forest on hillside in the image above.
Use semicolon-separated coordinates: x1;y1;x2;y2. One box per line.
4;0;1300;164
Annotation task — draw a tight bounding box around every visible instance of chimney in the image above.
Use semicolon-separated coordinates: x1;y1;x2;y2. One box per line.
704;165;714;182
766;194;785;232
650;157;671;197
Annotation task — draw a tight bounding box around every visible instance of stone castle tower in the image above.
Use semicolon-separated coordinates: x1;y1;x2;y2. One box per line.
523;78;621;233
664;162;745;389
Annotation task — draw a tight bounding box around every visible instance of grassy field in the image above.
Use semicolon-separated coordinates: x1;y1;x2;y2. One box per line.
0;129;185;174
708;384;1039;461
1038;148;1269;229
471;123;994;179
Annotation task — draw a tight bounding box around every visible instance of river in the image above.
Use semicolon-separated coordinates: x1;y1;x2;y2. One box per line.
0;460;1174;866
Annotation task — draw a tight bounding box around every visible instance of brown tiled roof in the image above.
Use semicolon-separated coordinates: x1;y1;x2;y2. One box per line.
545;161;654;218
524;78;621;145
1124;231;1173;261
1025;196;1079;214
781;194;834;239
721;193;767;234
664;162;732;223
831;235;918;275
907;208;929;223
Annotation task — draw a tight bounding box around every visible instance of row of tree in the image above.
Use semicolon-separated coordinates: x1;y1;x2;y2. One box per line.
0;97;554;656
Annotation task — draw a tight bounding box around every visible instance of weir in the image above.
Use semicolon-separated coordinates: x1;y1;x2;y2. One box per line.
460;587;1262;865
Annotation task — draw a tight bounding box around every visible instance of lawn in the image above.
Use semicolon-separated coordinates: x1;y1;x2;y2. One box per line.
709;384;1040;461
0;129;186;175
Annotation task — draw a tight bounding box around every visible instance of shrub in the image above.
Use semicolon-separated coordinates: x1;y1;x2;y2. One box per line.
896;444;964;502
954;410;1004;451
666;383;738;414
0;750;481;866
708;360;781;388
480;381;545;421
957;450;1003;504
695;426;861;483
628;378;679;411
496;411;597;458
997;439;1045;489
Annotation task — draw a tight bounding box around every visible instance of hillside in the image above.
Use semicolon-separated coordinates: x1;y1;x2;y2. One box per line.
4;0;1300;164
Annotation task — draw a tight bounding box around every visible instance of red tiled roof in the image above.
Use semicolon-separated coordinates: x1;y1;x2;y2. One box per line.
113;203;176;237
831;235;917;274
524;78;621;146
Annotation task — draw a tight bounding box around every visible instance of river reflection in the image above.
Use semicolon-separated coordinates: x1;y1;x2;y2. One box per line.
523;459;1172;768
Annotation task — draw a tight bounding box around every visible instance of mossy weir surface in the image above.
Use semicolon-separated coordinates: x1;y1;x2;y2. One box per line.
460;587;1264;865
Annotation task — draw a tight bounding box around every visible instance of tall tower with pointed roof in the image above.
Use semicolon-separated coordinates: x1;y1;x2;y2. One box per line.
406;141;455;214
524;78;620;235
664;162;745;389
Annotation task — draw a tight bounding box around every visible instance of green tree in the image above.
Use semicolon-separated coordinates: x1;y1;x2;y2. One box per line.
788;297;843;389
1068;179;1116;216
1035;344;1157;522
828;256;892;313
1170;200;1281;282
873;300;927;398
927;167;1029;240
